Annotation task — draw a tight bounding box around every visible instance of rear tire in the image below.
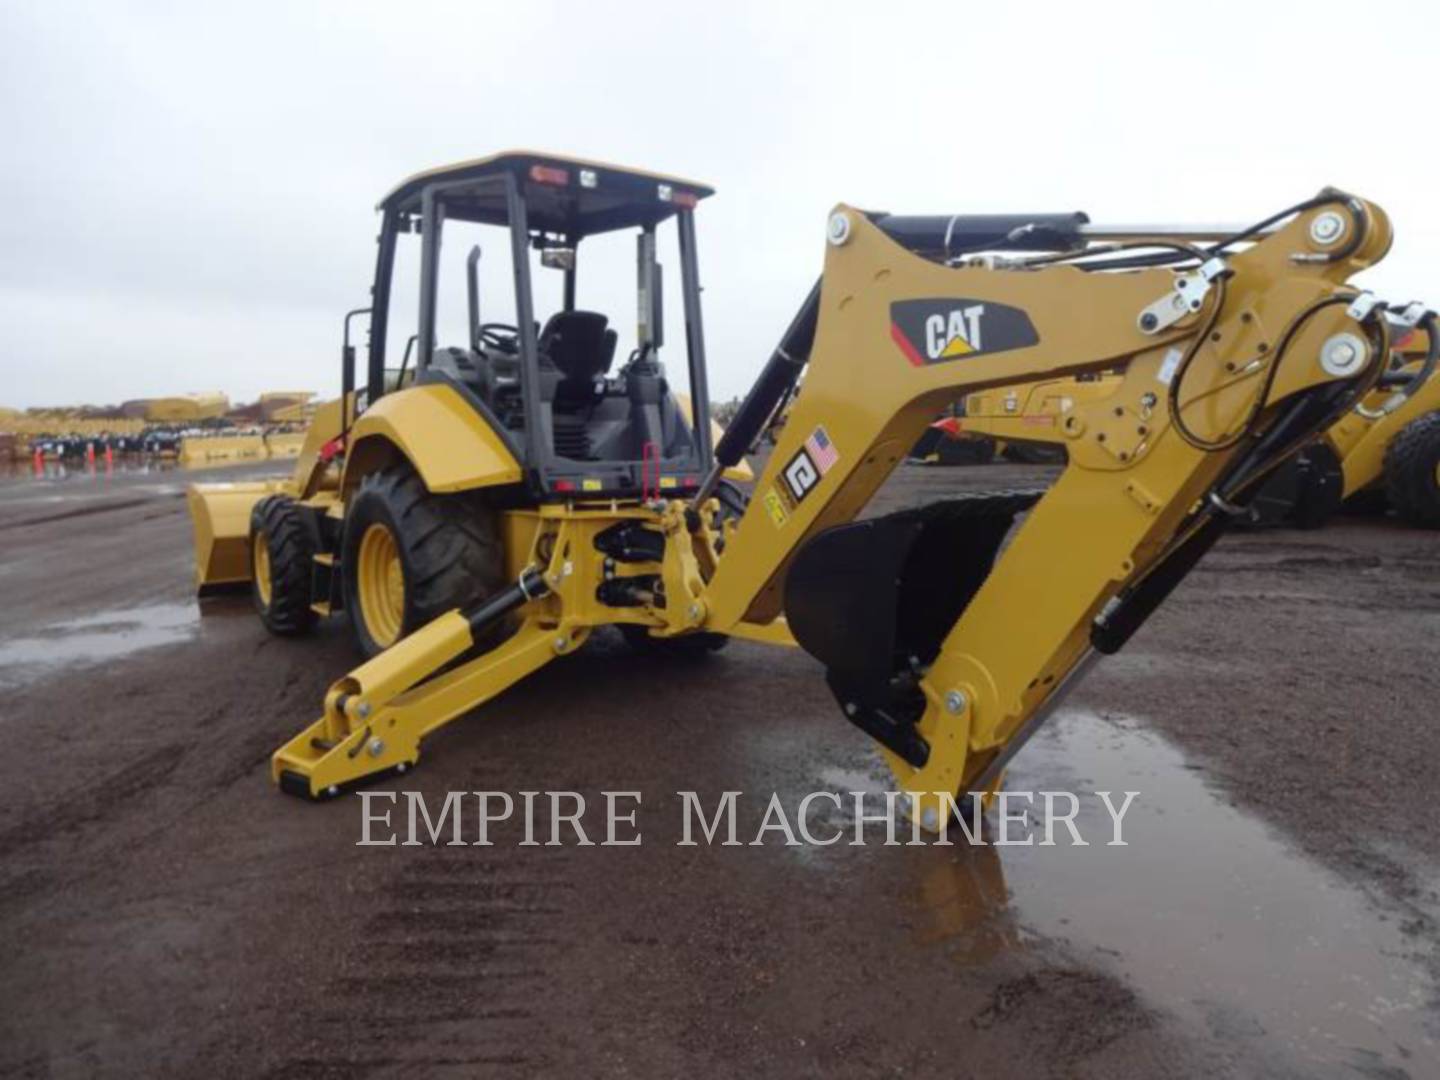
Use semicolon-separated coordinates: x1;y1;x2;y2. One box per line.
342;466;507;658
249;495;316;636
1383;412;1440;528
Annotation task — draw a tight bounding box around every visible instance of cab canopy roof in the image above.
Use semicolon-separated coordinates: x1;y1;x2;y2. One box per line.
378;151;715;238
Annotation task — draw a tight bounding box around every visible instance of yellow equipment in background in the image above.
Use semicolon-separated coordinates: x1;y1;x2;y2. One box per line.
124;393;231;423
185;154;1425;815
1316;326;1440;525
178;433;269;467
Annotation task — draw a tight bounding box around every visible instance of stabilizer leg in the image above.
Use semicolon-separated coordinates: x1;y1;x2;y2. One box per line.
272;617;569;798
272;561;570;798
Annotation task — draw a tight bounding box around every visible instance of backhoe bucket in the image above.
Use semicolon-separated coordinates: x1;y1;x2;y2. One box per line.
783;492;1041;764
186;481;284;594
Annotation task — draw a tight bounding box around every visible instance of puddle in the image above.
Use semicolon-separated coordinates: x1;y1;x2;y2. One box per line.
0;458;180;484
0;602;199;689
919;711;1436;1074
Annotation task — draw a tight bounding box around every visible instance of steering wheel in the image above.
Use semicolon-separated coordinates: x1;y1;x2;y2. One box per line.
479;322;520;354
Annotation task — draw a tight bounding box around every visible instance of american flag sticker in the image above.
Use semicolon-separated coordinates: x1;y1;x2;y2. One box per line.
804;425;839;474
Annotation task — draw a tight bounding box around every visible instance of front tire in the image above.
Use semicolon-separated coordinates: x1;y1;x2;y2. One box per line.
342;466;506;658
1383;412;1440;528
249;495;316;636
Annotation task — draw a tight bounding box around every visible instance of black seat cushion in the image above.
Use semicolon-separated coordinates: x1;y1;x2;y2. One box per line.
538;311;617;384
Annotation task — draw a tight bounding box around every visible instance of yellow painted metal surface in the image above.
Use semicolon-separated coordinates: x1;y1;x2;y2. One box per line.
960;375;1124;445
288;396;345;499
186;480;286;590
963;333;1439;502
253;533;273;606
343;382;522;495
356;523;405;648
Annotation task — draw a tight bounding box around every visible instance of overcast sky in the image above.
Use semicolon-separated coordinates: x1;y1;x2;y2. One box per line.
2;0;1437;409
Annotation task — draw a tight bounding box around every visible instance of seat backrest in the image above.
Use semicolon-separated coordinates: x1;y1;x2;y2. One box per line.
538;311;616;384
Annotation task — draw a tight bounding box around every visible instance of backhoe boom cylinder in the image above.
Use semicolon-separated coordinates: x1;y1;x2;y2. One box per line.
696;281;821;506
875;212;1090;259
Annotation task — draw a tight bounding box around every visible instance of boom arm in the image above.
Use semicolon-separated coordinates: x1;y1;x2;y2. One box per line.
701;195;1395;822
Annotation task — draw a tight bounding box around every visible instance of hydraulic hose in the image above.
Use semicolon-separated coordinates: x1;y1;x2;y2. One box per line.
1360;310;1438;418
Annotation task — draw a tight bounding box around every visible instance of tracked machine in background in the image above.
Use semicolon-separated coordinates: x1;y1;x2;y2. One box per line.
186;154;1422;822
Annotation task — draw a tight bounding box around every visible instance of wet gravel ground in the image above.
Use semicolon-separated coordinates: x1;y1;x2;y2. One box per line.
0;459;1437;1078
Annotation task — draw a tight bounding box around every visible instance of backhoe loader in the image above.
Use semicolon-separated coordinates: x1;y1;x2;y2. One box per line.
186;153;1427;824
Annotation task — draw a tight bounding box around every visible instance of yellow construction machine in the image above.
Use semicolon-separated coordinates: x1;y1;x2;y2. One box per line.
186;153;1427;817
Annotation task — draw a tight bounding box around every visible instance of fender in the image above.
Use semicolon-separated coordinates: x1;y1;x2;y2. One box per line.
342;383;523;495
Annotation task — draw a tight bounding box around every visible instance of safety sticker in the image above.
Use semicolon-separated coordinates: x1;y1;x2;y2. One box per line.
781;425;840;504
763;487;789;527
1156;346;1184;386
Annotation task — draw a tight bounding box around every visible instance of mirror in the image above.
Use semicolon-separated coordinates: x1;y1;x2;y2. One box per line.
540;246;576;271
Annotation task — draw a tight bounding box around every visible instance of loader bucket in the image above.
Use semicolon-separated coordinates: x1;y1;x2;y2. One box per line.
783;492;1042;764
186;481;284;595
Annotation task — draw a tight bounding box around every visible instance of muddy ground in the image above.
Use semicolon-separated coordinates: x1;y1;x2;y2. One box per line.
0;458;1437;1079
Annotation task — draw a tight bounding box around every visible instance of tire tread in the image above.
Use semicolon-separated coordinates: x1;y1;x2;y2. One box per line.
1383;412;1440;528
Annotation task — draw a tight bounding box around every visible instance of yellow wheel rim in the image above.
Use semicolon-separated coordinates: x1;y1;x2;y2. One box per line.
357;522;404;648
253;532;273;607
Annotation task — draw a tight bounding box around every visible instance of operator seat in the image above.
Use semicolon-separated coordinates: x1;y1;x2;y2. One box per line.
538;311;618;411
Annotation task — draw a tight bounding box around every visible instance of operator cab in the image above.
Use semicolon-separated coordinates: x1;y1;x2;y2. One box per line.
357;152;717;500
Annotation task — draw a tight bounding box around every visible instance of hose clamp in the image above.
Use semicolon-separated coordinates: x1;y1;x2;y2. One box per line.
1346;292;1383;323
1385;301;1428;331
516;567;541;600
